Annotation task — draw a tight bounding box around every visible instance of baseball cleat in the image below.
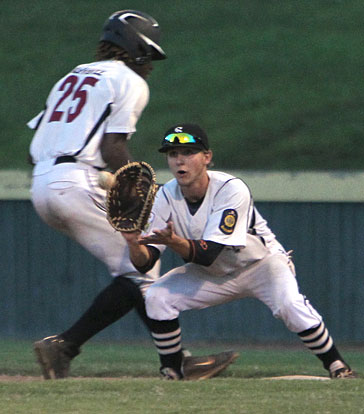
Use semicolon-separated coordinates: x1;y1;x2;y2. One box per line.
160;366;183;380
330;367;357;379
182;350;239;380
33;335;79;380
329;360;357;379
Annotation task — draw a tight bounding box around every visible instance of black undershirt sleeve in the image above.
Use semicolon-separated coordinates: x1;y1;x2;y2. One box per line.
188;239;225;266
132;246;161;274
134;239;224;271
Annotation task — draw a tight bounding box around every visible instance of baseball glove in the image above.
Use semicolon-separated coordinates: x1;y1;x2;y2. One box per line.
105;161;157;232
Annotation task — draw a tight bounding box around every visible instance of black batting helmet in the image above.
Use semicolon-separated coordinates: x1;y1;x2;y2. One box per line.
100;10;166;65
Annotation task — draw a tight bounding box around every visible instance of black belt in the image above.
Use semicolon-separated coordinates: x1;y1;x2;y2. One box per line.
54;155;104;171
54;155;76;165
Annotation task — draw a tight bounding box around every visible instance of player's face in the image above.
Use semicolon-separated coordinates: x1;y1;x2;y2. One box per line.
166;147;212;189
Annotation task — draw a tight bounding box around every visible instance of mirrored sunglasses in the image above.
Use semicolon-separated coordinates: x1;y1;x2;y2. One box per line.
164;132;200;145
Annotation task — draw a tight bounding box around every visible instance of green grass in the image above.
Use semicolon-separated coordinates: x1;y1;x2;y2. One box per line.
0;340;363;413
2;379;364;414
2;0;364;171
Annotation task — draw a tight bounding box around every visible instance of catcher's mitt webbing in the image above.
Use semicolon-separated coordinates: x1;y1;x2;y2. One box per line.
106;161;157;232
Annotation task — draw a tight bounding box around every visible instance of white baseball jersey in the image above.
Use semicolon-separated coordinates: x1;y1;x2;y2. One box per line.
29;60;149;171
148;171;287;270
28;59;157;287
145;170;323;333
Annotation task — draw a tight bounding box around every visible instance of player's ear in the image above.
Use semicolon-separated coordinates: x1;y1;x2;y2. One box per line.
203;150;213;166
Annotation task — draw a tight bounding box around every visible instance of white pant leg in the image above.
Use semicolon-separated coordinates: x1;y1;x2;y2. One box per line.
240;253;322;332
145;253;322;333
145;262;246;320
31;163;159;283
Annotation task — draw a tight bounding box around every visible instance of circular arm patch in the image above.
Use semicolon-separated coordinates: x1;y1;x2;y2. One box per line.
219;209;238;234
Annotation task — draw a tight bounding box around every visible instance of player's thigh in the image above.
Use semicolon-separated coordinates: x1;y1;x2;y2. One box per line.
58;187;134;276
33;175;133;276
244;254;321;331
145;264;241;319
244;254;300;307
31;174;56;226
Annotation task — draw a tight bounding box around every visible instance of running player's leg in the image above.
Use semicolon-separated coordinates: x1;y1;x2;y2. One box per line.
31;164;144;278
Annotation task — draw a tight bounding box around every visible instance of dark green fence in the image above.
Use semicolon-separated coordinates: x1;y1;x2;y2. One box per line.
1;200;363;344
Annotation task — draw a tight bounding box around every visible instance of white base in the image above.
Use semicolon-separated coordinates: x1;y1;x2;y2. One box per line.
263;375;330;381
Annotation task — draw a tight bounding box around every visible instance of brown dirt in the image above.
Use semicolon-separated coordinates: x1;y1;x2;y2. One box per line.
0;375;42;382
0;375;136;382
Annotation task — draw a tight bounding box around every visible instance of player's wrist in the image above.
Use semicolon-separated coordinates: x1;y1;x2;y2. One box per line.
167;236;191;260
129;245;150;266
165;233;183;247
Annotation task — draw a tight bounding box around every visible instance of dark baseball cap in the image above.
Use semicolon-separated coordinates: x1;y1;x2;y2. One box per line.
158;123;210;153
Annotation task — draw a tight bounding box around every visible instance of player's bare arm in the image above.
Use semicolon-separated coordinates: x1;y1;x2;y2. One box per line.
120;231;152;268
140;221;191;261
100;133;133;172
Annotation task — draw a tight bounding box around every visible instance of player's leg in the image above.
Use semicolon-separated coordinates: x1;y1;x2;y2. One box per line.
145;264;241;379
246;253;355;378
34;276;144;379
143;316;239;380
31;164;143;278
145;262;244;320
60;276;144;345
31;167;153;378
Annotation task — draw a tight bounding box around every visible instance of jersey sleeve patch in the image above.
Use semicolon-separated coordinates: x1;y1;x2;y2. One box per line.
219;209;238;235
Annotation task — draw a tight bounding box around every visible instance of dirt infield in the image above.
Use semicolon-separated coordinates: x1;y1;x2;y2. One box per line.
0;375;135;382
0;374;332;382
0;375;42;382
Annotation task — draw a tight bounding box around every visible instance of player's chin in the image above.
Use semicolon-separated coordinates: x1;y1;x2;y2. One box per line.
175;174;189;185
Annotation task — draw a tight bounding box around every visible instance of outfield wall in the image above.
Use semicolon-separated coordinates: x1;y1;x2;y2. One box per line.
2;169;364;202
1;170;364;343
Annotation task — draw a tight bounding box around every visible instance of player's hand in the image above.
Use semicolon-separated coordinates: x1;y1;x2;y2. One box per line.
139;221;175;245
120;230;142;245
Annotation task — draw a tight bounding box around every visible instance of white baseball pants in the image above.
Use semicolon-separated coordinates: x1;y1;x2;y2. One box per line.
145;252;322;333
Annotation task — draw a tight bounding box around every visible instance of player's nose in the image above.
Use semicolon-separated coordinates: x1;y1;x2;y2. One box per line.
175;154;185;164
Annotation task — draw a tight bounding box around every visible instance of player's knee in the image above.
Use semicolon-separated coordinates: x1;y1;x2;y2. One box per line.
272;295;297;321
145;286;178;321
273;295;312;332
145;287;164;319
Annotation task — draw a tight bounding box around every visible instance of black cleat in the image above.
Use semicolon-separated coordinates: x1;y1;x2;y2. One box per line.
33;335;79;380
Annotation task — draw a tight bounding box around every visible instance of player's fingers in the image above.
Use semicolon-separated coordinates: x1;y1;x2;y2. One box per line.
139;235;160;244
166;221;174;231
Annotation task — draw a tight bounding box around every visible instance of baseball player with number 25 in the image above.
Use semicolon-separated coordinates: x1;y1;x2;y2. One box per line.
121;123;356;380
28;11;236;380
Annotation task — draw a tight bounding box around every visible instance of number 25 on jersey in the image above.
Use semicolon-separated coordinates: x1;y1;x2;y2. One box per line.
48;75;99;124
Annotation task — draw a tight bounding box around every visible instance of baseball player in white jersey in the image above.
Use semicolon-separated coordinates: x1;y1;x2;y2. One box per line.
121;123;356;380
29;11;236;381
